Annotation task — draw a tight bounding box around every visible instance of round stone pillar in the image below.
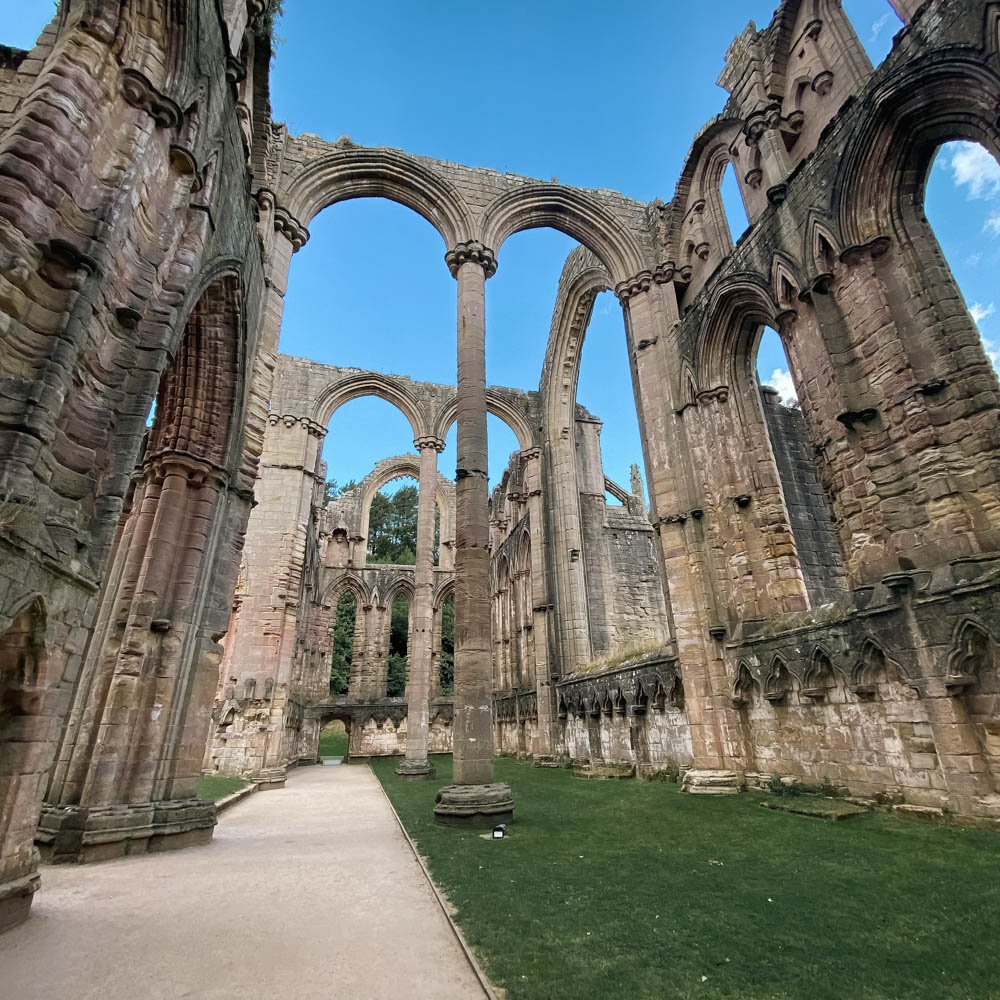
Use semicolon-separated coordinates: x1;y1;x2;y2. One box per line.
434;240;514;827
396;436;444;779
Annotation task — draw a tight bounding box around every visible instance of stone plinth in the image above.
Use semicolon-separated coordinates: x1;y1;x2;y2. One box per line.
395;760;436;781
36;799;217;864
433;783;515;828
681;769;740;795
0;873;39;934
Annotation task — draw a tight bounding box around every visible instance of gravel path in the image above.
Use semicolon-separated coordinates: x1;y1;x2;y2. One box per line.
0;765;486;999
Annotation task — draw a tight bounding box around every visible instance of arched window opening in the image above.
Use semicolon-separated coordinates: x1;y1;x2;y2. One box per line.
366;476;418;565
329;590;357;695
487;228;576;392
578;291;647;508
925;141;1000;378
720;161;751;245
386;594;410;698
438;593;455;696
280;199;454;383
755;326;847;607
323;397;416;500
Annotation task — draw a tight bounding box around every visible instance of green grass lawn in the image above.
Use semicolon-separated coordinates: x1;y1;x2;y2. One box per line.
196;775;251;801
371;755;1000;1000
319;720;349;758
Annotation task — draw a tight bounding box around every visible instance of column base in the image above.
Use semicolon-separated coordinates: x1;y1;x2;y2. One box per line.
36;798;217;864
433;783;514;828
254;766;288;789
0;872;39;934
395;759;436;780
681;769;741;795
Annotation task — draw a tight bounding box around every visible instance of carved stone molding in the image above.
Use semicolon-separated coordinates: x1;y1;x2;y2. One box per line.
414;435;445;453
614;270;653;305
121;69;182;128
273;206;310;251
445;240;497;278
839;235;891;266
267;413;326;437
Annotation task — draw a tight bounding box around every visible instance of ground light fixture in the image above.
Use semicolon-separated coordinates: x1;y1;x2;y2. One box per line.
492;824;507;840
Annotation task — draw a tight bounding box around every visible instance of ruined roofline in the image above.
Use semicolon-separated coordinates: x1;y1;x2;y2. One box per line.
283;132;654;217
275;351;540;404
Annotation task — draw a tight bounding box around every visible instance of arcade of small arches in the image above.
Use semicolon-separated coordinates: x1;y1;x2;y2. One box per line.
1;0;999;936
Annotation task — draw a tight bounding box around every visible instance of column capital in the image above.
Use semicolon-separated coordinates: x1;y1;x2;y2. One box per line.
256;189;310;251
414;435;445;453
614;269;654;305
445;240;498;279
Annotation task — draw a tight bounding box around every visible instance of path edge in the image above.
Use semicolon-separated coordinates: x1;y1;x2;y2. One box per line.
370;764;500;1000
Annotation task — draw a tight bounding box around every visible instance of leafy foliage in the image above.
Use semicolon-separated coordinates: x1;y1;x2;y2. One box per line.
329;591;356;695
324;478;357;504
367;484;417;564
387;596;409;697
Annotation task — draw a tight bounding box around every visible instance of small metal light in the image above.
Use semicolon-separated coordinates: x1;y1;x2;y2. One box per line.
491;824;507;840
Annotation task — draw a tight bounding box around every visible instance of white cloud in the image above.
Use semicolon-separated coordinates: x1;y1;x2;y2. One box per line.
969;303;1000;372
984;337;1000;371
970;302;995;326
870;13;892;41
948;142;1000;201
767;368;798;407
965;252;983;268
987;208;1000;237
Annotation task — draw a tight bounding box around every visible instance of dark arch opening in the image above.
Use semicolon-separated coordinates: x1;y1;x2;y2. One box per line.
386;593;410;698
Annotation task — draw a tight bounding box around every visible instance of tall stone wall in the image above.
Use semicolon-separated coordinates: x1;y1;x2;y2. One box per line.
3;0;1000;940
0;0;276;929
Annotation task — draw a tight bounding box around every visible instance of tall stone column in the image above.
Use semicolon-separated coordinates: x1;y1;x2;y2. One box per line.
396;436;444;779
434;242;514;827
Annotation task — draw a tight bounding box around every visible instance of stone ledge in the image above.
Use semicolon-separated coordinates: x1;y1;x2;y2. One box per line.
37;799;217;864
682;769;740;795
0;872;39;934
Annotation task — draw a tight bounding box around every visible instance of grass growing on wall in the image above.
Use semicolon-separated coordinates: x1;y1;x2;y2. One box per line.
319;720;349;758
196;775;251;801
371;756;1000;1000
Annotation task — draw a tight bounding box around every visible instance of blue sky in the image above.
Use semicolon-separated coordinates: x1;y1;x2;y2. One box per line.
6;3;998;498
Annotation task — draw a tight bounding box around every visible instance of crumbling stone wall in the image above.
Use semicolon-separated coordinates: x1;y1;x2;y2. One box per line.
0;0;275;928
205;355;540;776
3;0;1000;938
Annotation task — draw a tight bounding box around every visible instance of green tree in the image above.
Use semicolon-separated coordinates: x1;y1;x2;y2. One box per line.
324;478;357;504
329;591;356;695
367;484;418;564
387;595;410;697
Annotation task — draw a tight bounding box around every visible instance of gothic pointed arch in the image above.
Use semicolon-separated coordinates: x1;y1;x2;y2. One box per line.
481;184;647;288
278;145;474;248
312;372;425;439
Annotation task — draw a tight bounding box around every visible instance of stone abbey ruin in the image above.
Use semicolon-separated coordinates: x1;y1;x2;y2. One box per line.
1;0;999;934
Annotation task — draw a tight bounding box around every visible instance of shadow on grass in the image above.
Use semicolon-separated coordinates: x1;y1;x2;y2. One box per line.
372;755;1000;1000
